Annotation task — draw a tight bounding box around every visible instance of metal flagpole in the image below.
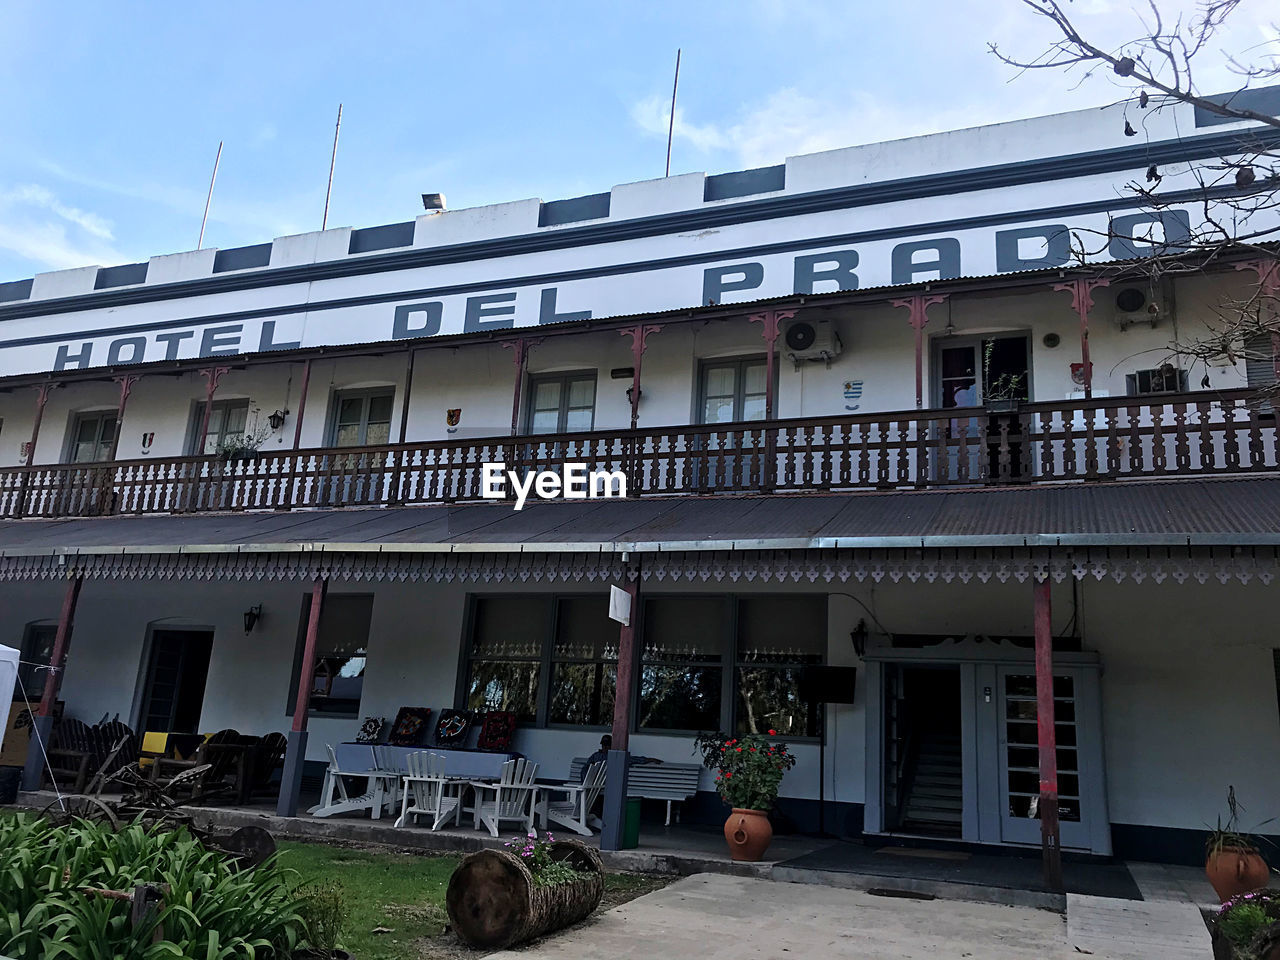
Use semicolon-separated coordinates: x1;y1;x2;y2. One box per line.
322;104;343;231
197;141;223;250
665;49;681;177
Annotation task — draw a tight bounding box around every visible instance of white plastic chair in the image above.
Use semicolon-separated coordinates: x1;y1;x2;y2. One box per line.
307;744;399;819
470;758;539;838
538;760;606;836
394;751;462;830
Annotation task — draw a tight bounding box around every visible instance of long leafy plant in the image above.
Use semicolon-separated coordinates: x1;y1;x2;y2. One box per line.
0;814;311;959
694;730;797;812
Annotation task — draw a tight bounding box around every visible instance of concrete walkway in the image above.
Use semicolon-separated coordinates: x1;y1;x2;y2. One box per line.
1066;894;1211;960
489;873;1074;960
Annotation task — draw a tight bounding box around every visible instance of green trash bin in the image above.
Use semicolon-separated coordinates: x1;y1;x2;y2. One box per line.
622;797;642;849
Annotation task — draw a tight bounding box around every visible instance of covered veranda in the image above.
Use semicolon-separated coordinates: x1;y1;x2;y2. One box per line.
5;477;1280;885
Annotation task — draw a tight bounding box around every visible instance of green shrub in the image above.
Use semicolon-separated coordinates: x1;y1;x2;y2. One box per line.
0;813;308;959
298;881;347;954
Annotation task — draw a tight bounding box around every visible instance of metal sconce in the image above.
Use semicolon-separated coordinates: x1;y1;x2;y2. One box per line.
849;618;868;658
243;605;262;635
267;410;288;431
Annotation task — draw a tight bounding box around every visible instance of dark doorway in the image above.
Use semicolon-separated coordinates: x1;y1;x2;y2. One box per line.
883;664;963;837
139;629;214;733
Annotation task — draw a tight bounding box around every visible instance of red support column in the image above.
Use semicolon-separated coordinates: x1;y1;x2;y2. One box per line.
197;366;231;454
619;325;663;430
747;309;796;420
889;294;947;409
24;381;56;465
292;359;312;450
1033;576;1064;890
502;338;543;436
106;375;140;462
278;575;327;817
23;574;83;789
610;577;640;751
1052;277;1110;400
292;577;328;733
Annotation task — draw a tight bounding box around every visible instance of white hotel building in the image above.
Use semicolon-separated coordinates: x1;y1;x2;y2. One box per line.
2;85;1279;867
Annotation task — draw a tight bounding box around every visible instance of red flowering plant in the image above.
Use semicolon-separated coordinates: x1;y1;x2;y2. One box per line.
694;729;797;812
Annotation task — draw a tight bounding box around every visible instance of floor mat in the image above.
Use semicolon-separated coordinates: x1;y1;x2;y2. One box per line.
876;847;971;862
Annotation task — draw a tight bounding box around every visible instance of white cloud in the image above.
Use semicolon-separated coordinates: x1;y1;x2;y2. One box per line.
634;86;1013;171
0;184;128;271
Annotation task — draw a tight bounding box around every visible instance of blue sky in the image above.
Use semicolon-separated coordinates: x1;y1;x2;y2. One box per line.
0;0;1273;281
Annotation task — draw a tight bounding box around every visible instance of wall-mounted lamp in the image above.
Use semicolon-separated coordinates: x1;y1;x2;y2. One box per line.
243;605;262;635
267;410;288;431
850;618;868;658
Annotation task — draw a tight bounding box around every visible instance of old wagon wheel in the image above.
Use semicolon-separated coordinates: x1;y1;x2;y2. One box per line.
206;825;277;870
39;794;121;830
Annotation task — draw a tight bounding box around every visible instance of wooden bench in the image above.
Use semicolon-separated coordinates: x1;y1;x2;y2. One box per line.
569;757;703;825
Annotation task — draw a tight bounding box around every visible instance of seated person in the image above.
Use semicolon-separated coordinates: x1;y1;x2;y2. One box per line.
581;734;662;780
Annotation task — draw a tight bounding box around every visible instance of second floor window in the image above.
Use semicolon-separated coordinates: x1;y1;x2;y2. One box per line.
700;357;767;424
331;390;394;447
67;411;117;463
527;373;596;434
189;400;250;456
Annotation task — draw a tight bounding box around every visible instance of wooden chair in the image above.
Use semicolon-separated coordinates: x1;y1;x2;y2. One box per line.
394;751;463;830
45;718;98;792
248;732;288;798
308;744;399;819
469;758;539;838
538;760;606;836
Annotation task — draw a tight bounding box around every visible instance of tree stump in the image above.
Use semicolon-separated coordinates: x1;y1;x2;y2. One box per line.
446;840;604;949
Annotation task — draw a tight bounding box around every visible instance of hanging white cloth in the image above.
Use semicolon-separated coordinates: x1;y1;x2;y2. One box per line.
0;645;18;752
608;585;632;626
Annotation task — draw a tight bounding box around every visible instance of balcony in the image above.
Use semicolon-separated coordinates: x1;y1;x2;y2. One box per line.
0;389;1274;520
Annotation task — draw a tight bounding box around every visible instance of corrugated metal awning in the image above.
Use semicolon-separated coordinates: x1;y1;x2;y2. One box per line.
1;476;1278;558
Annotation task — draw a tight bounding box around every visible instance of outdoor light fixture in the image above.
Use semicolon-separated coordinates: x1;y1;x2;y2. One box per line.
243;605;262;635
421;193;446;212
849;618;868;658
267;409;288;431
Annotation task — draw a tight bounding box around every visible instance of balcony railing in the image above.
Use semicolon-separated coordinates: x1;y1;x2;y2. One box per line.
0;389;1274;520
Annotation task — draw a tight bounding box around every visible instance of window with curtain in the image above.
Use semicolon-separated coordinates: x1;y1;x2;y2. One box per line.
290;593;373;716
464;596;546;723
527;373;596;434
67;411;117;463
549;596;616;726
699;357;768;424
637;597;727;732
188;399;250;455
735;597;825;737
330;390;395;447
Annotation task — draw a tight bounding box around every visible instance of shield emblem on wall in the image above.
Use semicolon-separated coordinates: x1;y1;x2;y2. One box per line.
141;432;155;451
446;409;462;426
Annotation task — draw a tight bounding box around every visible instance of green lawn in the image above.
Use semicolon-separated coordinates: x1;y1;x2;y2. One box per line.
279;839;669;960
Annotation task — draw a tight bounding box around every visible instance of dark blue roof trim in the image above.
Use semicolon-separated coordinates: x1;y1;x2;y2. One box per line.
1194;84;1280;127
213;243;273;273
1;123;1278;322
705;165;786;202
0;279;32;304
93;262;148;289
348;222;415;254
0;180;1249;352
538;192;610;227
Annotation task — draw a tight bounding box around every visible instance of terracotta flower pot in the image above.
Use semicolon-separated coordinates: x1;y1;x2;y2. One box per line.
1206;846;1271;902
724;808;773;862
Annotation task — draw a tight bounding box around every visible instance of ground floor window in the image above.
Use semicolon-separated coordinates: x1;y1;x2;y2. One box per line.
17;623;57;701
289;593;373;717
459;592;826;737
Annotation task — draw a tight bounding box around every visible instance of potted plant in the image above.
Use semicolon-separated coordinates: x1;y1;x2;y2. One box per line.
981;338;1027;414
695;730;797;862
1207;787;1273;903
216;424;270;462
1211;890;1280;960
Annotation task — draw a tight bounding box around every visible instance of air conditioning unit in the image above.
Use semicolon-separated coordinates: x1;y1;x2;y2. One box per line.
783;319;843;366
1112;283;1170;330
